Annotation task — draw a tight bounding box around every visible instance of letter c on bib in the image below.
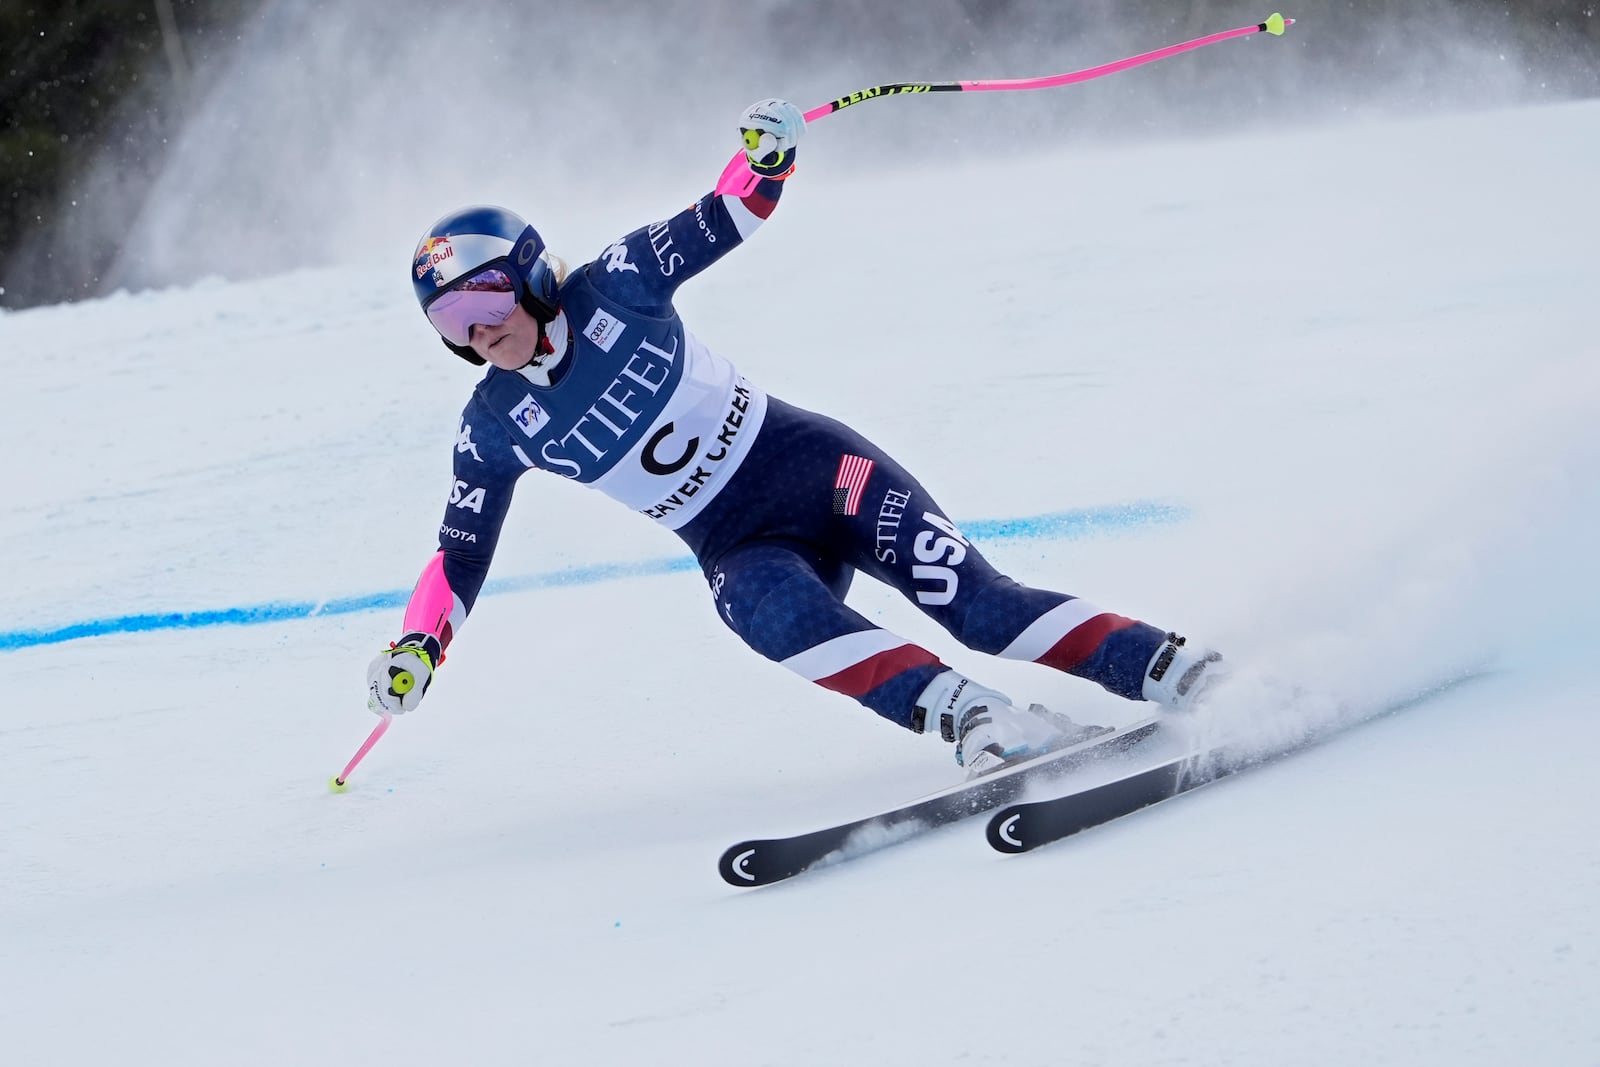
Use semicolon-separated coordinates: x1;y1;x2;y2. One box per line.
641;421;699;476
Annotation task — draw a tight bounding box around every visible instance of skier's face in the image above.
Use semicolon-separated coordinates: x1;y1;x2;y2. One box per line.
469;302;542;370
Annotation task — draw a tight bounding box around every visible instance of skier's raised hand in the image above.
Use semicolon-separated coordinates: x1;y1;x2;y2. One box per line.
738;98;805;177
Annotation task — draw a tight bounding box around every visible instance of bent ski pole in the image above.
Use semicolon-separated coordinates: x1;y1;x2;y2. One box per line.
329;712;392;792
716;12;1293;196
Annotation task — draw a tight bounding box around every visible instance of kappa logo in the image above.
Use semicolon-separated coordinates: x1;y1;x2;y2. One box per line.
456;422;483;462
601;242;638;274
509;394;549;438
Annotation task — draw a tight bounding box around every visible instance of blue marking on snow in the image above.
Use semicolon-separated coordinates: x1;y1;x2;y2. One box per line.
1;501;1187;652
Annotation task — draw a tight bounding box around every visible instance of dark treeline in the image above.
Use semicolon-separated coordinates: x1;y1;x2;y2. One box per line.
2;0;264;308
2;0;1597;310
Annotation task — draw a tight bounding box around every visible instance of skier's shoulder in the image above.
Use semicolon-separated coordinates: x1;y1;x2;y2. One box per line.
572;227;678;315
455;384;532;476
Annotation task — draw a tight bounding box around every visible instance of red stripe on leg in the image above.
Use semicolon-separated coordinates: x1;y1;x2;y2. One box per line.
1037;614;1137;673
740;191;778;220
815;644;941;698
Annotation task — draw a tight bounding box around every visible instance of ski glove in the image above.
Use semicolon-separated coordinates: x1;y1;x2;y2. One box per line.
367;631;444;715
739;98;805;178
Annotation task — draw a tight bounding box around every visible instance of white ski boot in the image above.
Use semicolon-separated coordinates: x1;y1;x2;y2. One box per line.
1142;632;1227;711
914;669;1108;777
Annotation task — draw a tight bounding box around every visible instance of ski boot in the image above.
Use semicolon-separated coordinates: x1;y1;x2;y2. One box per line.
1142;632;1227;711
914;669;1109;777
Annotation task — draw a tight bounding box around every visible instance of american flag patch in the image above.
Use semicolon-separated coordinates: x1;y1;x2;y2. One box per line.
833;454;875;515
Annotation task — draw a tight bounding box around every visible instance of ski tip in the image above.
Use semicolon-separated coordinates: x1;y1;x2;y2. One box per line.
719;843;763;887
1262;13;1290;36
986;807;1030;854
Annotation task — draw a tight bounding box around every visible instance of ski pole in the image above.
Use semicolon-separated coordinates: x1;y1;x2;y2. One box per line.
328;712;392;793
716;12;1293;196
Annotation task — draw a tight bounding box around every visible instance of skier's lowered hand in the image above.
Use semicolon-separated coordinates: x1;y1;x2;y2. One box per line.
366;631;443;715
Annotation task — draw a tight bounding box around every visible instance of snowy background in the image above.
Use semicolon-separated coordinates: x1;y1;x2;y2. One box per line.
3;37;1599;1067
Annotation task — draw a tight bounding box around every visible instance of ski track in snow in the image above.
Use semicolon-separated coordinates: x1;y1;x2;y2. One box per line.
3;102;1598;1065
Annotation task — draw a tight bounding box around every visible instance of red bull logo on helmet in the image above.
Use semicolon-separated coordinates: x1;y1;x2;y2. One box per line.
415;237;455;280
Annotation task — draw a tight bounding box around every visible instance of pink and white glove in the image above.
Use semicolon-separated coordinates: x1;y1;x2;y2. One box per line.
366;631;443;715
738;98;805;177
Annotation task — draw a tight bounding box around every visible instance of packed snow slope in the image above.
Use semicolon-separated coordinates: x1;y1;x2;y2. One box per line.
3;101;1597;1066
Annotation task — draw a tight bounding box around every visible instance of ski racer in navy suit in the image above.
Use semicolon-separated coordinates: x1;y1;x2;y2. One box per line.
369;98;1224;776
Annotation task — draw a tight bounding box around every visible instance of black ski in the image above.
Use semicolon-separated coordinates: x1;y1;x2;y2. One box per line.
986;750;1230;854
986;674;1484;855
719;717;1160;887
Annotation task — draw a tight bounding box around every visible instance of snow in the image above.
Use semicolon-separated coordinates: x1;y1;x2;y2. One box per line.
3;100;1598;1065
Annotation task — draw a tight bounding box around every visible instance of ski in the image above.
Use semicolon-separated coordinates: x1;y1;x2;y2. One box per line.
986;674;1484;855
719;716;1160;887
986;749;1232;854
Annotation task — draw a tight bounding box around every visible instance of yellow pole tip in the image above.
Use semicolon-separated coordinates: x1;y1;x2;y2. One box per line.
329;776;349;793
1264;13;1288;36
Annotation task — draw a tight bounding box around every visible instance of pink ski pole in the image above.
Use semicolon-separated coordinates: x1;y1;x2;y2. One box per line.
717;12;1293;196
329;712;392;792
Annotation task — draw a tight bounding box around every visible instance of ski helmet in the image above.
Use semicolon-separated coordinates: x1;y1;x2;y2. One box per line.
412;205;560;365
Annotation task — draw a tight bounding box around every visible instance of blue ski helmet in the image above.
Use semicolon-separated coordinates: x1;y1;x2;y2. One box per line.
412;205;560;364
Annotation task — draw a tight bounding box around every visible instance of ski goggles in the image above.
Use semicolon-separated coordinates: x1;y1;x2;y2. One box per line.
424;264;522;347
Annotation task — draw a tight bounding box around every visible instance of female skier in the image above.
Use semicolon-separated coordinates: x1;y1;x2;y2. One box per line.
368;98;1222;776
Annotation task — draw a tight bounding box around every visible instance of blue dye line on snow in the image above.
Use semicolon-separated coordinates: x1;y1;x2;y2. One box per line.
0;500;1186;653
